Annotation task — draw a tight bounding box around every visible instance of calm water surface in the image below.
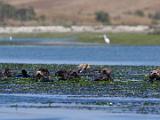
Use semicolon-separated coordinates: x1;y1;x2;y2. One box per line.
0;45;159;65
0;94;160;120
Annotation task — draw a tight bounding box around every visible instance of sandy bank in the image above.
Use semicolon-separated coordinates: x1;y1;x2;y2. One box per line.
0;25;152;34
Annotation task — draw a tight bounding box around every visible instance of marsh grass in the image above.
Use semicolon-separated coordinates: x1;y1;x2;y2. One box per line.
1;32;160;45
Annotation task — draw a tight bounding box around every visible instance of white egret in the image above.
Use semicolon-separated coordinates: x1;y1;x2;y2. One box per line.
103;34;110;44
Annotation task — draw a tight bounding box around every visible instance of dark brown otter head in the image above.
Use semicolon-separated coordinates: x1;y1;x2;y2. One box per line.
149;69;160;82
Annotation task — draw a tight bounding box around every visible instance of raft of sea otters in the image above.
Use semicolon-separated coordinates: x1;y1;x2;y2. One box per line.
0;64;159;82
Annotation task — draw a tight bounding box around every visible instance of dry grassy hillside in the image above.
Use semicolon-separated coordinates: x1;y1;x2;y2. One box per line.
2;0;160;25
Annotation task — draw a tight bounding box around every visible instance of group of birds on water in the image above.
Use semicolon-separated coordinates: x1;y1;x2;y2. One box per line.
0;64;159;83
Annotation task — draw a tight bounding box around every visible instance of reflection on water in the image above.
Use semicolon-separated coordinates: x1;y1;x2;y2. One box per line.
0;45;160;65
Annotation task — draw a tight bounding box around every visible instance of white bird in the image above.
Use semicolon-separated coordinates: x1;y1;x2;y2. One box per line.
9;36;13;41
103;34;110;44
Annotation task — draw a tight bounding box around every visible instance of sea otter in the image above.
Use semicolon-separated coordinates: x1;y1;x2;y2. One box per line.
149;69;160;82
94;68;112;81
35;68;50;81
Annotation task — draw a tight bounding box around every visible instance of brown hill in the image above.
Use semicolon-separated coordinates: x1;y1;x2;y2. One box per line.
2;0;160;25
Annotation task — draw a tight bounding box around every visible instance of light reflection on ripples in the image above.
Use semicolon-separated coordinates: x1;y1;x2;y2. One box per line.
0;94;160;114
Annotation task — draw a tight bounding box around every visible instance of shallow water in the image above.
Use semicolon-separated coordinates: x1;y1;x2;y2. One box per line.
0;94;160;120
0;45;160;66
1;108;160;120
0;37;74;42
0;108;160;120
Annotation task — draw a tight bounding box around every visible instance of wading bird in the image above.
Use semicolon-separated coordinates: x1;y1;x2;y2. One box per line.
103;34;110;44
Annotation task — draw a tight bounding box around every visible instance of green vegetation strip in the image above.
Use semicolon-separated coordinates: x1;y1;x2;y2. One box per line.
1;32;160;45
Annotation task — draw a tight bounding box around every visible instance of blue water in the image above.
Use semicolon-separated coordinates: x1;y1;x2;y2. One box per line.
0;45;159;65
0;94;160;120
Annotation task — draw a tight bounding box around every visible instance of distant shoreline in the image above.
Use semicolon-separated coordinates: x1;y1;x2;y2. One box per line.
0;25;153;34
0;26;159;45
